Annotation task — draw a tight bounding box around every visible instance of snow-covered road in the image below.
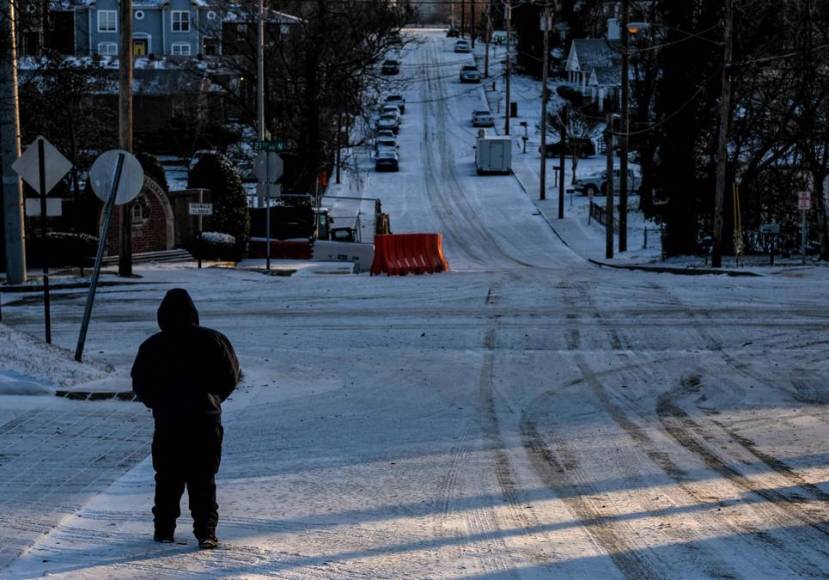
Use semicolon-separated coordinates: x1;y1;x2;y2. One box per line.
2;31;829;578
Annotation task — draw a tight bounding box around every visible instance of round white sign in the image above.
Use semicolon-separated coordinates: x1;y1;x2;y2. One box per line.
89;150;145;205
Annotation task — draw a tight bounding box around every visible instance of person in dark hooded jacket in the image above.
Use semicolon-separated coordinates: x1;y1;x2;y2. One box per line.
131;288;240;549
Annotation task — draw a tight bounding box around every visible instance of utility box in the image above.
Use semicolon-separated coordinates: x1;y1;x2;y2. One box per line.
476;136;512;175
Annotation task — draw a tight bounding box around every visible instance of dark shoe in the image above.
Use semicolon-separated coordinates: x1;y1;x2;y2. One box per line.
154;532;174;543
198;536;219;550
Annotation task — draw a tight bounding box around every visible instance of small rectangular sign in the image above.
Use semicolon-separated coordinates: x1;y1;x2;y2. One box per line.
760;223;780;235
798;192;811;211
25;198;63;217
188;202;213;216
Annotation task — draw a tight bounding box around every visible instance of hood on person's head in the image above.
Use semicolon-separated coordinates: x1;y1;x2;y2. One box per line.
157;288;200;331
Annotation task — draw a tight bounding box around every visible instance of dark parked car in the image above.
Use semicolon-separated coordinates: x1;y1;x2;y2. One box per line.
381;59;400;75
447;27;460;38
384;94;406;114
541;138;595;158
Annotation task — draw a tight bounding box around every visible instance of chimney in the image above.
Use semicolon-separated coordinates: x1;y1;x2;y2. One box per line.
607;18;620;41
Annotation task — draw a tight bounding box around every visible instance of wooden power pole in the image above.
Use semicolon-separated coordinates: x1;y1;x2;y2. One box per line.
712;0;734;268
619;0;630;252
606;113;615;259
539;2;551;201
504;1;512;135
118;0;134;276
0;0;27;284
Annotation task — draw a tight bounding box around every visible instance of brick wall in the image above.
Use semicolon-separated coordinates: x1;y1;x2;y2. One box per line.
105;179;174;255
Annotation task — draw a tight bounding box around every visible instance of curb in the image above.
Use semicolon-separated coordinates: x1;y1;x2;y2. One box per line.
1;280;146;293
512;166;573;250
587;259;762;277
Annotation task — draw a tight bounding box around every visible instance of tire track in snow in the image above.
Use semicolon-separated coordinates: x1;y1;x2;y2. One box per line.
420;39;543;272
478;282;557;570
649;282;829;544
517;281;810;578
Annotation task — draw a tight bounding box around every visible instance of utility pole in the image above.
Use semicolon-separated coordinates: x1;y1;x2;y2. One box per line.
471;0;476;48
605;113;614;259
558;106;566;218
504;0;512;135
619;0;630;252
461;0;465;38
0;0;27;284
712;0;733;268
539;2;550;201
118;0;133;276
483;4;490;78
256;0;266;206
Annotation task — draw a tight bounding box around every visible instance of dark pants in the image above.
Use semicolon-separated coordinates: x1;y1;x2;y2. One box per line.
151;420;223;539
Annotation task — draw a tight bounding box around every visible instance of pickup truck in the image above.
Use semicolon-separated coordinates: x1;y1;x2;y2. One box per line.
572;168;641;196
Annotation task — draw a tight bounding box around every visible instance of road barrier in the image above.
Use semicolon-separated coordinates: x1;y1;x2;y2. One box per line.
370;234;449;276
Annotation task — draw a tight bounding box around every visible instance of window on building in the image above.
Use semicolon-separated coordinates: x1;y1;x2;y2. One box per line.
97;10;117;32
130;195;150;225
97;41;118;56
171;42;191;56
171;11;190;32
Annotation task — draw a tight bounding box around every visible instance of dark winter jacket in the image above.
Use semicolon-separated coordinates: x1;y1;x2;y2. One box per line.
131;288;241;425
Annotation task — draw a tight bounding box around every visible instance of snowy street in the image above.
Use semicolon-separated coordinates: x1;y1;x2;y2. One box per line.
2;31;829;578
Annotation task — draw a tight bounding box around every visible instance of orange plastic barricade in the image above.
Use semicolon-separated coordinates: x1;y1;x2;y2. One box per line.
370;234;449;276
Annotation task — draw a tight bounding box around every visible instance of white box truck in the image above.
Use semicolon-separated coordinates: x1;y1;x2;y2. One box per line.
476;136;512;175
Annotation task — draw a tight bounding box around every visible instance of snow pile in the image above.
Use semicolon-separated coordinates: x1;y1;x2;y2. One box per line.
199;231;236;245
0;323;109;394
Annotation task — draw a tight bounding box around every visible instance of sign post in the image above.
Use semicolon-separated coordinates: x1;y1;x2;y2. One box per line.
255;151;283;272
11;136;72;343
75;149;144;362
798;191;811;265
188;194;213;269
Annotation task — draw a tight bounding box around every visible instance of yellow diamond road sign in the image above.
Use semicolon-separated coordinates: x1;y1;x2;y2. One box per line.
11;136;73;195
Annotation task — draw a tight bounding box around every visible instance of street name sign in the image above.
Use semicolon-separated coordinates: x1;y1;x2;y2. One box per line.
188;202;214;216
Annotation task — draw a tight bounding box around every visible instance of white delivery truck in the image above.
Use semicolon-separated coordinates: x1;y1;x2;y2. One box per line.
475;136;512;175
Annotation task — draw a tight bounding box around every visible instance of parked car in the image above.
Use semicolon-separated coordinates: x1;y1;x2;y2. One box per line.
573;168;641;195
375;150;399;172
376;129;396;139
381;59;400;75
384;94;406;114
471;110;494;127
380;105;401;121
540;138;596;158
459;64;482;83
376;113;400;134
375;137;399;154
447;27;460;38
454;39;470;53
